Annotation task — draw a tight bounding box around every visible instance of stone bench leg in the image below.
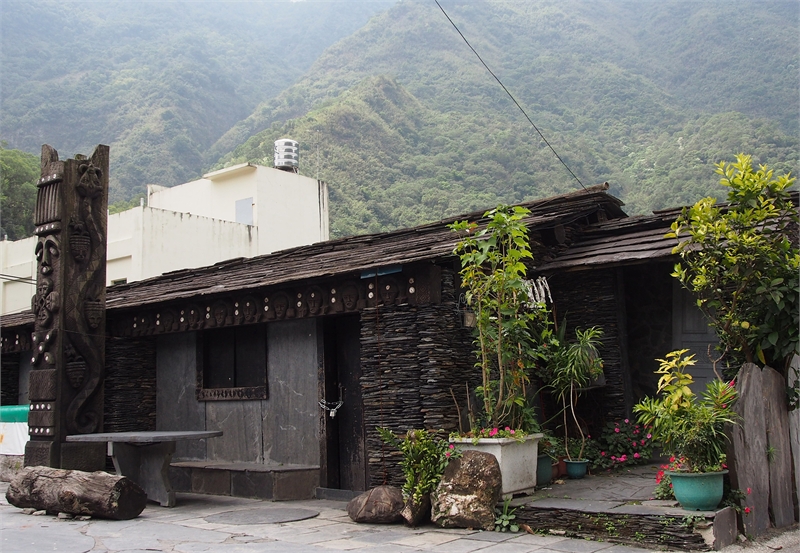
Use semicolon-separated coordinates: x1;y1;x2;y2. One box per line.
109;441;177;507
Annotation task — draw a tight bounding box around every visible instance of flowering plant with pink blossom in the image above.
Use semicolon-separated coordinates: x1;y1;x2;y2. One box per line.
590;419;656;471
454;426;527;445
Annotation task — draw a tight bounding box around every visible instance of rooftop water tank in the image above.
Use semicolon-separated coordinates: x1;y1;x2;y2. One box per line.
274;138;299;171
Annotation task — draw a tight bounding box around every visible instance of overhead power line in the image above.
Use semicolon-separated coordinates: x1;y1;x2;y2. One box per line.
434;0;587;191
0;273;36;285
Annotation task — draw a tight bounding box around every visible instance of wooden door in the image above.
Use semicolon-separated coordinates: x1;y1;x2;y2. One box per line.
672;282;719;391
322;315;366;491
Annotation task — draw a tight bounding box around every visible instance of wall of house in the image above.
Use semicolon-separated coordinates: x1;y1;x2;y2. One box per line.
1;352;21;405
105;337;157;433
0;236;36;315
548;268;629;430
107;207;258;285
623;263;674;401
361;267;477;488
154;319;319;466
147;163;329;256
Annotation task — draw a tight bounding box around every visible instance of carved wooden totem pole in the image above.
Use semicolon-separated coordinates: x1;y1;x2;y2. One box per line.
25;144;109;470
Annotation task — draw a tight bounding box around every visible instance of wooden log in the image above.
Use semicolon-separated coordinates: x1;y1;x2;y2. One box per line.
6;466;147;520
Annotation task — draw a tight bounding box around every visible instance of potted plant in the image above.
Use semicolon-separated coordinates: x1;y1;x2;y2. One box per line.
377;427;458;526
537;434;562;484
633;349;738;510
548;325;604;479
448;205;546;494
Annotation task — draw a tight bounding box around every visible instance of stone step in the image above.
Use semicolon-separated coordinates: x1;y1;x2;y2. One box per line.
169;461;319;501
515;497;737;551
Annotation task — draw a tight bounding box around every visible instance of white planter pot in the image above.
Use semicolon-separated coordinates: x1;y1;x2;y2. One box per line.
451;433;543;496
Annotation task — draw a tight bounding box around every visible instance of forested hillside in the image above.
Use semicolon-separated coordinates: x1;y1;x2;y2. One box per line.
214;0;798;235
0;0;390;202
2;0;798;240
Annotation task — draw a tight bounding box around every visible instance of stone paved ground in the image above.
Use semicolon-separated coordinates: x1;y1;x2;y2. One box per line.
2;475;797;553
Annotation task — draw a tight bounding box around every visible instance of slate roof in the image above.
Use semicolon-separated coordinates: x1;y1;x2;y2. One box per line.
1;184;623;329
534;208;681;273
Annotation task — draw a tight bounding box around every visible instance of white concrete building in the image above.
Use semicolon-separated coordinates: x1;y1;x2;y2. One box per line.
0;163;329;315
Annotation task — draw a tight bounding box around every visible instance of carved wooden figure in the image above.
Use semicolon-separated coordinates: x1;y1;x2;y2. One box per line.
25;144;109;471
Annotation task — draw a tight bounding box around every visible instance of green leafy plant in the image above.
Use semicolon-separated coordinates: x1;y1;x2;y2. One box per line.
548;326;604;460
538;434;563;462
377;428;459;503
494;497;519;532
668;154;799;373
633;350;738;472
450;205;549;433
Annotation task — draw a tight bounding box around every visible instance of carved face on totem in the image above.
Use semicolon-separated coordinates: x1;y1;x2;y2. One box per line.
242;298;259;322
272;294;288;319
306;288;323;315
380;280;399;305
212;303;227;326
35;235;60;275
341;285;359;311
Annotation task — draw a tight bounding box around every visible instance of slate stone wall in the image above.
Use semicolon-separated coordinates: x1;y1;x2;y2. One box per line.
1;353;20;405
104;337;157;433
548;268;627;430
361;267;478;488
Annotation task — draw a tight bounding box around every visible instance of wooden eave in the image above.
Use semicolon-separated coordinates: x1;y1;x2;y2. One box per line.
1;184;622;330
534;212;680;273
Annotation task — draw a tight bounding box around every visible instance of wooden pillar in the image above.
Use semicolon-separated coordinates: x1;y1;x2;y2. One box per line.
24;144;109;470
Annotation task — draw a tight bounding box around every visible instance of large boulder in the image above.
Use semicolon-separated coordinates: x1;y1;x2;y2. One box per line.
347;485;404;523
431;449;501;531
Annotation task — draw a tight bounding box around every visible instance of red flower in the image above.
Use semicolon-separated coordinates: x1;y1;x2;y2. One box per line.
744;507;752;515
746;487;751;495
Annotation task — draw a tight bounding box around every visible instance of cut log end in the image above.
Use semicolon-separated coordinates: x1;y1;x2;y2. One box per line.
6;466;147;520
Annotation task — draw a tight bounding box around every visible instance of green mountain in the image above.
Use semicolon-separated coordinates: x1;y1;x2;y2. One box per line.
0;0;391;202
213;0;798;235
2;1;797;239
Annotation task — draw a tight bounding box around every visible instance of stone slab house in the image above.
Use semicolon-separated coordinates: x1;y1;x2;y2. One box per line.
0;184;721;499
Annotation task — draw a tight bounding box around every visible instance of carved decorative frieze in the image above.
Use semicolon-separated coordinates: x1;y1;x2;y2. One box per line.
108;265;442;338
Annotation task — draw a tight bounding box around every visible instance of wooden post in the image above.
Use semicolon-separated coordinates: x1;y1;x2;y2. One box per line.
25;145;109;470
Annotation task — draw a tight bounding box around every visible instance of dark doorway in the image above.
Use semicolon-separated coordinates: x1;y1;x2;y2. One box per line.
322;315;366;491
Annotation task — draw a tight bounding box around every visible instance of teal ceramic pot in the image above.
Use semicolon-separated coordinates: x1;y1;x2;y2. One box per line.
537;454;553;485
668;470;728;511
564;459;588;479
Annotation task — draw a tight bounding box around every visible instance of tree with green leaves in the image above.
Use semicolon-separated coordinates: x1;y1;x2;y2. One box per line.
668;154;799;373
1;145;39;240
450;205;548;432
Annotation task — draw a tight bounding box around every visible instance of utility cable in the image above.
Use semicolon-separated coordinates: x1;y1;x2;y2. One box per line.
434;0;587;191
0;273;37;285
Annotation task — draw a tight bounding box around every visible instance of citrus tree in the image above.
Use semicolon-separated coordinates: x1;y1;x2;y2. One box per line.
669;154;799;373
